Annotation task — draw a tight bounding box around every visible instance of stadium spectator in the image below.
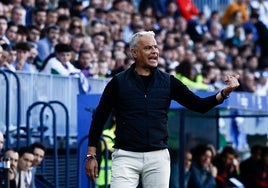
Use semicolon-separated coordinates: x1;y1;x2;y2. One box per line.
37;25;60;61
56;1;71;17
221;0;249;27
224;10;245;40
3;149;19;188
187;12;209;42
250;0;268;28
58;28;71;45
45;9;58;27
248;146;268;187
22;0;35;26
176;0;200;21
6;22;18;47
56;14;71;31
16;147;34;188
69;16;85;35
249;12;268;69
174;16;188;35
175;59;210;91
73;49;94;78
213;146;240;188
28;142;46;188
169;149;193;188
16;25;29;43
0;15;10;45
40;43;76;75
237;71;257;93
166;1;180;19
0;45;12;70
240;144;263;188
27;43;42;72
27;25;41;44
188;144;217;188
10;5;26;25
108;50;128;77
70;33;86;61
12;42;33;72
31;8;47;30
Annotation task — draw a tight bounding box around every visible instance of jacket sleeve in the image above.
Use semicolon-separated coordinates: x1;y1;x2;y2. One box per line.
170;75;221;113
87;77;117;147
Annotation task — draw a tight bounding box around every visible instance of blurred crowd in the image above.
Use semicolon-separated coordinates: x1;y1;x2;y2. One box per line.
0;131;47;188
172;143;268;188
0;0;268;95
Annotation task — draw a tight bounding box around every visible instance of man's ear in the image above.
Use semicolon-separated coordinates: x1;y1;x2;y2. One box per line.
130;48;137;59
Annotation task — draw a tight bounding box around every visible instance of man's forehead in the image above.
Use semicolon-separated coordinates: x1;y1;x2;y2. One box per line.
22;152;34;158
6;151;19;158
139;36;157;45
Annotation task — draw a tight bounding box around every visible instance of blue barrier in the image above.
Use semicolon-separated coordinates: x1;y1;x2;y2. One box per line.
3;70;22;149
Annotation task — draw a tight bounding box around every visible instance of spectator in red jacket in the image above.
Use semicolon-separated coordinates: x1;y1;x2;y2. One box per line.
176;0;200;21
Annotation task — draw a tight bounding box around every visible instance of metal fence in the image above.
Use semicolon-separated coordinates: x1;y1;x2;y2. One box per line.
0;71;109;148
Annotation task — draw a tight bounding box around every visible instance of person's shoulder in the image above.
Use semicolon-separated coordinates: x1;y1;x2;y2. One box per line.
113;67;131;78
37;37;49;45
47;56;58;64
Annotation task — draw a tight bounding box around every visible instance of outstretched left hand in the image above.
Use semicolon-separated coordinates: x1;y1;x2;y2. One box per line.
222;74;240;96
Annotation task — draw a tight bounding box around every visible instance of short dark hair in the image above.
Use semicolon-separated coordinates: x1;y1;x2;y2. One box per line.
30;142;47;153
46;24;60;33
18;146;33;157
78;49;91;57
15;42;31;51
55;43;72;53
0;15;8;22
27;25;41;32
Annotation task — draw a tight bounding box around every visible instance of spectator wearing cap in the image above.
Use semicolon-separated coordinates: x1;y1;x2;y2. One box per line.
12;42;33;72
40;43;81;76
37;25;60;61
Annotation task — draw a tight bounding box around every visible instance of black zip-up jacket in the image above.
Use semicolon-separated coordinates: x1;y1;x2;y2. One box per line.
88;63;221;152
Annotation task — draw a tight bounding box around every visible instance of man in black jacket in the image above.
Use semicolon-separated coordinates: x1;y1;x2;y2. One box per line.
85;31;240;188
